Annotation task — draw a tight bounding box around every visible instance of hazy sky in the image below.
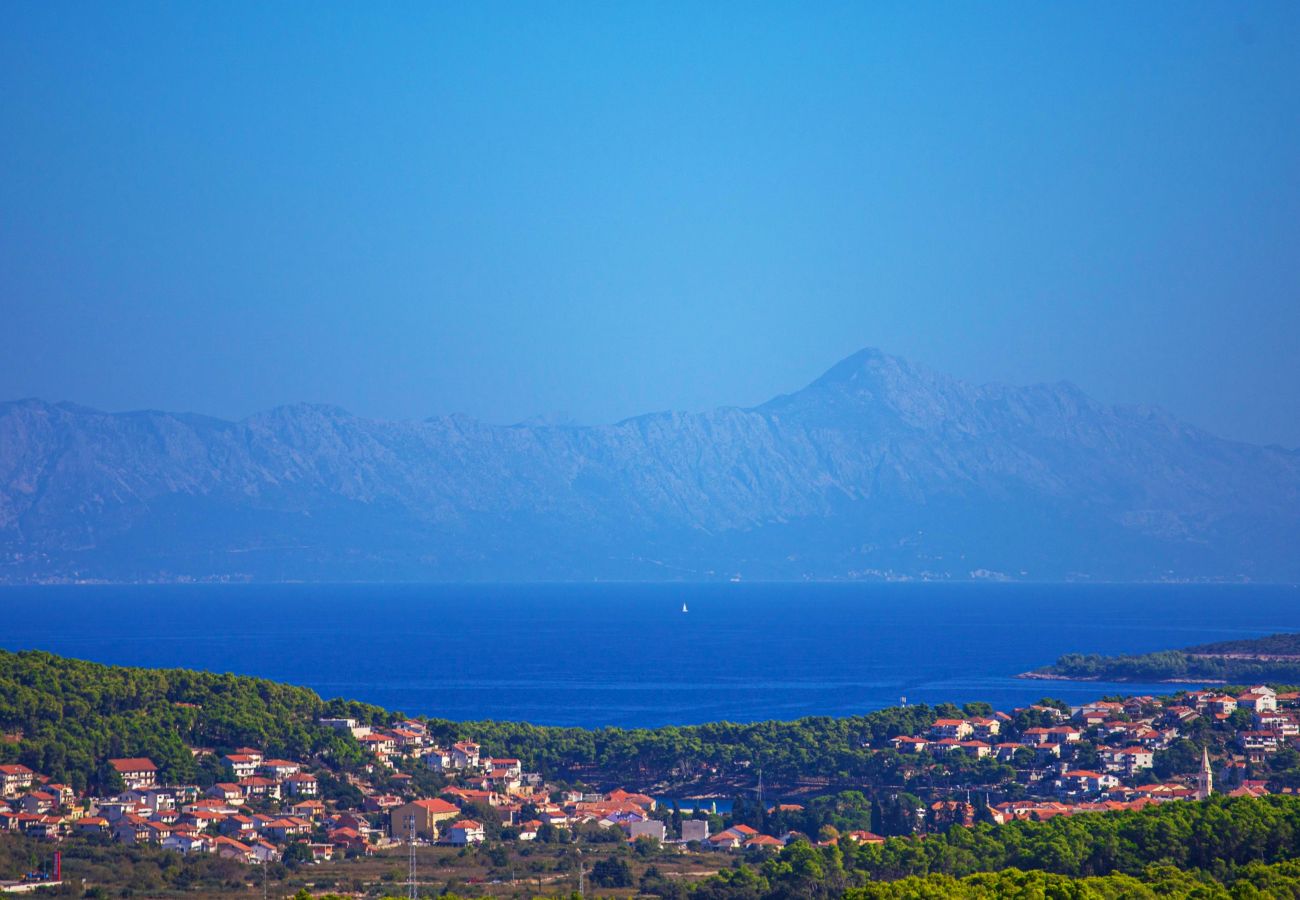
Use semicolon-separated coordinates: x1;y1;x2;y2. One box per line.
2;4;1298;446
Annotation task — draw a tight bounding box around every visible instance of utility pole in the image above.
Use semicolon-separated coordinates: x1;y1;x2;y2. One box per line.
406;814;417;900
576;846;585;899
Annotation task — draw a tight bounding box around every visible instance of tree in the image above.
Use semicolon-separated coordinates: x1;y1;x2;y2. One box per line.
282;842;314;869
590;856;633;888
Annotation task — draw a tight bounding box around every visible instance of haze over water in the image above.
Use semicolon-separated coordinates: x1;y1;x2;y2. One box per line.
4;582;1299;728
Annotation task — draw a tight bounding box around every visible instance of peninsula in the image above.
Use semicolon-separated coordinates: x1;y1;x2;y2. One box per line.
1025;632;1300;684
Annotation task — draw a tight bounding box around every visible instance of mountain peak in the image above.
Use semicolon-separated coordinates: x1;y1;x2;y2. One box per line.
809;348;918;388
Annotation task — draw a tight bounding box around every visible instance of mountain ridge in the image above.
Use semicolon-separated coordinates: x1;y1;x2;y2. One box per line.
2;349;1297;584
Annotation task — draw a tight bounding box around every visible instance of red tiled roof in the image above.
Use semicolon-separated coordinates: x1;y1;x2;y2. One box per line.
109;757;157;772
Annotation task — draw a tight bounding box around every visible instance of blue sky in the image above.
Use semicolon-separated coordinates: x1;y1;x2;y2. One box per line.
2;3;1298;445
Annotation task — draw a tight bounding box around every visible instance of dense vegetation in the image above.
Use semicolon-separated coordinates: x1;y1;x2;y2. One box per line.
0;650;938;791
442;704;937;785
1189;632;1300;657
0;650;384;791
685;796;1300;899
1034;647;1300;683
844;863;1300;899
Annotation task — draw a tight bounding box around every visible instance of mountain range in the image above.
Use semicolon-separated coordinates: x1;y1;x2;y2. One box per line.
2;349;1297;583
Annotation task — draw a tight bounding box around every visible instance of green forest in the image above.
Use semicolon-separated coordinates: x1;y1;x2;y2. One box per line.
0;649;940;791
1033;647;1300;684
683;796;1300;898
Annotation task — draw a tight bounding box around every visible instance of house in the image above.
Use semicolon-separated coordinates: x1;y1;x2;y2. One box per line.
441;787;498;807
18;814;62;840
630;819;666;842
445;819;486;845
283;773;318;797
259;759;301;780
538;808;569;827
1204;695;1238;717
930;719;974;740
289;799;325;819
76;816;110;836
488;758;523;777
259;817;311;842
364;794;403;813
1101;746;1155;775
450;741;481;769
843;830;886;844
389;729;426;751
1058;770;1120;795
307;843;336;862
109;758;158;790
328;826;371;853
969;718;1002;740
223;754;260;779
359;733;397;757
220;815;256;837
744;834;783;850
390;798;461;840
1239;687;1279;713
20;792;56;815
0;765;35;798
1241;731;1282;755
682;819;710;842
248;837;282;863
238;777;281;800
708;824;757;850
1024;726;1081;745
114;816;153;844
890;736;929;753
206;783;245;805
425;748;453;771
180;809;227;831
1254;712;1299;736
214;836;254;863
162;832;210;854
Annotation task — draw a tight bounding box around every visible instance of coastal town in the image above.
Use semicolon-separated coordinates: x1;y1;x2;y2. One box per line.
1;682;1294;890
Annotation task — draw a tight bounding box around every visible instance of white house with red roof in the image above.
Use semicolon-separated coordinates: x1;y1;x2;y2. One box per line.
929;719;973;740
0;765;35;798
444;819;486;845
1100;746;1155;775
450;741;481;769
109;758;158;790
359;733;397;757
222;754;260;779
258;759;301;779
1057;770;1120;795
1238;686;1278;712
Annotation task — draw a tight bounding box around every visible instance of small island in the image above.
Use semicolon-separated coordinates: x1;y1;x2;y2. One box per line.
1025;633;1300;684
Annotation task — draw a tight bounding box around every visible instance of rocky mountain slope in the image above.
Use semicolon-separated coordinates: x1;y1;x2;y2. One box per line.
1;349;1296;582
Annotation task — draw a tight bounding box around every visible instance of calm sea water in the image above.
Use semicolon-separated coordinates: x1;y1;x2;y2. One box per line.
2;582;1298;728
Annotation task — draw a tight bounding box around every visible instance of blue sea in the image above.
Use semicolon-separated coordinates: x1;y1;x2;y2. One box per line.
2;582;1298;728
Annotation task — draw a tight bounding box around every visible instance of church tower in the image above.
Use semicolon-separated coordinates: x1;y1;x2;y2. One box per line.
1196;746;1213;800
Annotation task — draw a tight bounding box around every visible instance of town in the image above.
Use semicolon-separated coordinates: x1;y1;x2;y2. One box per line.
1;682;1293;891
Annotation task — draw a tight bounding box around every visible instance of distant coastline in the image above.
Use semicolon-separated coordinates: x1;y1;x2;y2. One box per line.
1016;671;1228;685
1024;633;1300;685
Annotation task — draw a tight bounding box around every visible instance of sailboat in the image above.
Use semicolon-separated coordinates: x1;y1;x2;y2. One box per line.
682;601;688;613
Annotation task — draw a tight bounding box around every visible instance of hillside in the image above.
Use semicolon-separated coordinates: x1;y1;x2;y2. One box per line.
2;348;1297;583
